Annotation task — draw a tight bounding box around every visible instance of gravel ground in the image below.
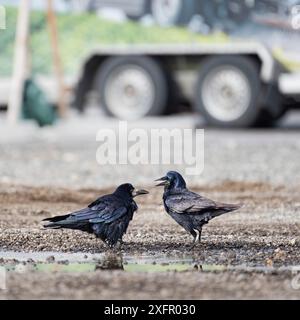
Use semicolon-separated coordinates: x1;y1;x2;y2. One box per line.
0;181;300;299
2;270;299;300
0;110;300;188
0;111;300;299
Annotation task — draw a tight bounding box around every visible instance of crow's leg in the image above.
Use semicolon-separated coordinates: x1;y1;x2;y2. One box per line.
109;238;125;251
96;235;111;250
109;243;122;252
107;242;114;250
189;229;203;250
189;229;198;250
104;238;117;251
198;228;202;244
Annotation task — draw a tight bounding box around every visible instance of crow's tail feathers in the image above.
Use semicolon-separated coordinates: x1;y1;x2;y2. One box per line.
43;214;72;229
43;213;93;233
43;214;70;223
223;203;243;212
213;203;243;218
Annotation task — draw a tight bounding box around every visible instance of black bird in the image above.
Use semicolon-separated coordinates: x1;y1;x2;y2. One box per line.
43;184;148;248
155;171;241;248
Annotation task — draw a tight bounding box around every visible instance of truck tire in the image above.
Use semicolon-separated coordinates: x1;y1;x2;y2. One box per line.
197;0;252;31
194;56;262;128
95;56;168;120
255;109;287;128
255;85;286;127
151;0;198;26
126;0;151;20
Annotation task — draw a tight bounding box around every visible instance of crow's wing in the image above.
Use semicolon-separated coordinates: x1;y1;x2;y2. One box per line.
165;191;223;215
54;195;128;225
87;194;110;208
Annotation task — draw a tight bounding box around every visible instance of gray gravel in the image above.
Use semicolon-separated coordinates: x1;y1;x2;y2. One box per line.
0;109;300;188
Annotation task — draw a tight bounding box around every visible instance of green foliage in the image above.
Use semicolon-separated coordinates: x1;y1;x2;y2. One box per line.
0;6;227;76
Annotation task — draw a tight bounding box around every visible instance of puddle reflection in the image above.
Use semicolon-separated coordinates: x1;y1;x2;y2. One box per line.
1;251;299;274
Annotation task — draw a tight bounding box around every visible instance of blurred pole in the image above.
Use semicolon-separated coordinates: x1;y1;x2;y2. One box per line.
46;0;67;118
7;0;31;125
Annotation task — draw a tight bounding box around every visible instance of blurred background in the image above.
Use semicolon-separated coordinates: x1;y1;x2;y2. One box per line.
1;0;300;126
0;0;300;188
1;2;300;300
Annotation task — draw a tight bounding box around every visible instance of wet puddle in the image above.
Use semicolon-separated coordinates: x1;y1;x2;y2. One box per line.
0;251;298;274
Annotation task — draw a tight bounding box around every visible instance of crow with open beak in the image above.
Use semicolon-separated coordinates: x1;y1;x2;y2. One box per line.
156;171;242;249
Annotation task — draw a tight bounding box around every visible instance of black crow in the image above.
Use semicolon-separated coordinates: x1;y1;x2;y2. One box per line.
43;184;148;248
155;171;241;248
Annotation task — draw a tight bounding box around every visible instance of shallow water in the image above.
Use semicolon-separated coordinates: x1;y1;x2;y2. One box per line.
0;251;299;273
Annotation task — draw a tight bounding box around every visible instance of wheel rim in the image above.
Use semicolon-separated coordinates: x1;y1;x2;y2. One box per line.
104;65;155;120
151;0;182;26
201;66;251;122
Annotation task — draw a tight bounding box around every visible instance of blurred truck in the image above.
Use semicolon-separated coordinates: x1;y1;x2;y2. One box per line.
2;1;300;128
72;41;300;127
65;0;300;127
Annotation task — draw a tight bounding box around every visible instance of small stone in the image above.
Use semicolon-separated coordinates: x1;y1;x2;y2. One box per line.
46;256;55;263
265;258;273;267
274;248;286;261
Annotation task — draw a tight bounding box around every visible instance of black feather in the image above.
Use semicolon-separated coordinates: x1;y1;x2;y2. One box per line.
43;183;142;247
158;171;242;246
42;214;70;222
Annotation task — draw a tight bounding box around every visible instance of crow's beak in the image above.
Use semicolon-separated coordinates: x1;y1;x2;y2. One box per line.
155;176;169;187
133;189;149;197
